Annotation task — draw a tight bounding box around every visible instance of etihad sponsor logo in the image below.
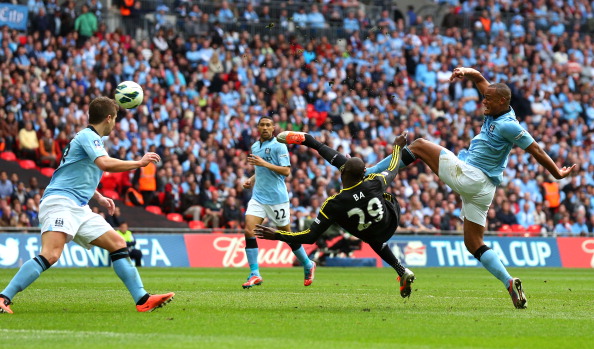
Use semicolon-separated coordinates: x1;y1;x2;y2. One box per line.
213;236;294;267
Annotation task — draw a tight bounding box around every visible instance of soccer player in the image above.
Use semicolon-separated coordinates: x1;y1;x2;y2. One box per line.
277;67;576;309
0;97;174;314
241;116;316;289
255;132;416;298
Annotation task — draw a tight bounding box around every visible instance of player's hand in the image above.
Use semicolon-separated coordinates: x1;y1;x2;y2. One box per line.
254;224;279;240
243;178;253;189
394;131;408;148
449;67;467;81
557;164;577;179
98;196;116;216
139;152;161;167
247;154;265;167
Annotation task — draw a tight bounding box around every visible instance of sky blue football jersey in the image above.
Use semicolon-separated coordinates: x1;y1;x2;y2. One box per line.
251;138;291;205
42;127;108;205
465;108;534;186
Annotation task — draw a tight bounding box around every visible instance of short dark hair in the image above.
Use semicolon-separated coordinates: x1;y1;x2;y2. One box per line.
489;83;511;103
88;97;118;124
342;157;366;182
258;116;274;125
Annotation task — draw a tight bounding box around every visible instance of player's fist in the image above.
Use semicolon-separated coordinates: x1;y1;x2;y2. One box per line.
394;131;408;148
140;152;160;166
243;178;254;189
449;67;467;81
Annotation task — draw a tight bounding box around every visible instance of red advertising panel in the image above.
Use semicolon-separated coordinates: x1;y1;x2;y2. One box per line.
184;233;383;268
557;237;594;268
184;234;299;267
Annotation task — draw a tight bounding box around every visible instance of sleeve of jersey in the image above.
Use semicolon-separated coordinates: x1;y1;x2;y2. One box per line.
81;133;109;161
275;207;333;244
276;144;291;167
366;144;401;189
500;122;535;149
365;154;393;175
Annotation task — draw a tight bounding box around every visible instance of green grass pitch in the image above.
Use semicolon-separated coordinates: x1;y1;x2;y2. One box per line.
0;267;592;349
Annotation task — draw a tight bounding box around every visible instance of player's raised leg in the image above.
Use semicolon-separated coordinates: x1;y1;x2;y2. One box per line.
243;213;264;289
90;229;174;312
0;231;65;314
368;241;415;298
278;131;349;170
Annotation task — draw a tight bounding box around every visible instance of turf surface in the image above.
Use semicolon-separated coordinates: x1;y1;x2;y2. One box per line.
0;267;592;348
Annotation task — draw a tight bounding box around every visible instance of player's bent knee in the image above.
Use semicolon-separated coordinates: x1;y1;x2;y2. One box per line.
41;251;62;266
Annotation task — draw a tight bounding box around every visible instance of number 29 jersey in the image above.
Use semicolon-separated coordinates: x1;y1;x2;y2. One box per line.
277;174;401;245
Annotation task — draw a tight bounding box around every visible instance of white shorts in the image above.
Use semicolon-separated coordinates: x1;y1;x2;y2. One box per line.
39;195;114;249
245;199;291;227
438;149;496;227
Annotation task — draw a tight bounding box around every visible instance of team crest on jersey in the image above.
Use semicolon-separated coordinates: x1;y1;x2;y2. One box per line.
93;140;102;149
489;124;495;132
265;148;271;154
55;218;64;227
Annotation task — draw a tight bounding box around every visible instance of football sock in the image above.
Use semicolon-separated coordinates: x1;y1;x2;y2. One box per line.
370;242;406;277
475;246;513;287
318;145;348;169
245;237;260;276
290;244;313;268
400;146;416;169
301;134;323;150
0;255;51;300
111;248;147;303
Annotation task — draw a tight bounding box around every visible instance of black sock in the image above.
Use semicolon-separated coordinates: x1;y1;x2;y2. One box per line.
136;293;150;306
473;245;491;261
34;255;52;271
245;237;258;249
318;145;348;169
302;134;323;150
369;242;406;277
401;146;416;166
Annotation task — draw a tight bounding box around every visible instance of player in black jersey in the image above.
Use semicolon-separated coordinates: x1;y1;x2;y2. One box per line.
255;132;416;298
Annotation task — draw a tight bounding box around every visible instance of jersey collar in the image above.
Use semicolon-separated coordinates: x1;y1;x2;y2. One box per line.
340;180;363;192
87;125;100;136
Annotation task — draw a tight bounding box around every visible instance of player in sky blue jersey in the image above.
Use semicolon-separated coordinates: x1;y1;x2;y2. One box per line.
277;67;575;309
0;97;174;314
241;116;315;289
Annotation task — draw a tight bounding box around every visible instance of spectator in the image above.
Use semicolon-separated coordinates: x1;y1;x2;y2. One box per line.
125;183;145;207
38;129;58;168
17;121;39;161
74;4;97;47
496;201;518;226
0;172;13;200
222;195;243;229
203;189;223;228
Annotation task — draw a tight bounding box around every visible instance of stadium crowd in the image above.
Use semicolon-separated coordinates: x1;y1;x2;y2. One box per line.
0;0;594;237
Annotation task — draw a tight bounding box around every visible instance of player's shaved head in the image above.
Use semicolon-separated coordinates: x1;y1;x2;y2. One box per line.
341;157;366;185
489;83;511;104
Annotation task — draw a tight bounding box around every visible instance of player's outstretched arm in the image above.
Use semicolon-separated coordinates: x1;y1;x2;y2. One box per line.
371;132;407;188
95;152;160;173
449;67;490;96
255;212;332;244
524;142;576;179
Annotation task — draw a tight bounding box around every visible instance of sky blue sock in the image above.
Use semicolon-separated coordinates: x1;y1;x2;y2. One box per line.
1;257;47;300
246;248;259;275
480;249;513;287
292;246;313;269
112;258;147;303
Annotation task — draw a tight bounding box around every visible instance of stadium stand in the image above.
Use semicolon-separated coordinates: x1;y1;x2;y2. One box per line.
0;0;593;237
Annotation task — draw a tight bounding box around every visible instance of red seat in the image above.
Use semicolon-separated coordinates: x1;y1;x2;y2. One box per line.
18;159;37;170
102;189;121;200
166;213;184;222
188;220;206;229
0;151;17;161
39;167;55;177
511;224;526;233
526;224;542;237
145;205;163;215
497;224;513;236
